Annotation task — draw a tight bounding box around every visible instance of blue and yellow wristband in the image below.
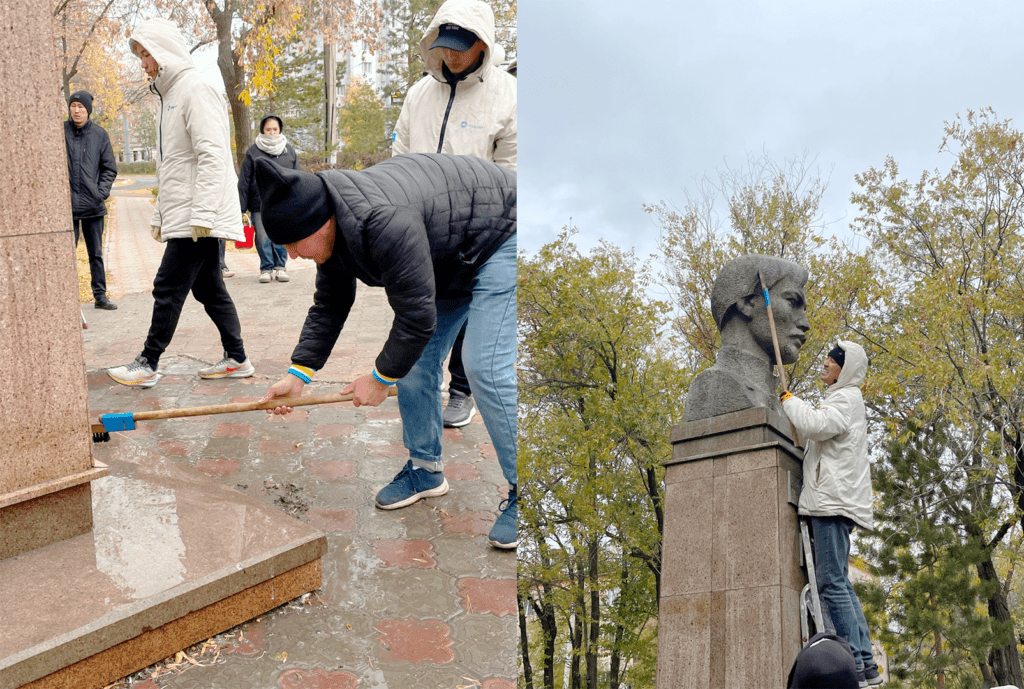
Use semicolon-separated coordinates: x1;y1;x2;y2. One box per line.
372;368;398;386
779;390;794;404
288;365;315;384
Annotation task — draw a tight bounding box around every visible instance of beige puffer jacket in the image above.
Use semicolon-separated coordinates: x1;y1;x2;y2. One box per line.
784;340;874;529
391;0;516;170
129;19;244;241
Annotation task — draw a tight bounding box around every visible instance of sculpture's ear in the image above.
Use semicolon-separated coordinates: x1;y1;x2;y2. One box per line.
735;294;759;319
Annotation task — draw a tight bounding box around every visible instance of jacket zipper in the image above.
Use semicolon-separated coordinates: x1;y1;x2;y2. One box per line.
153;82;164;159
436;81;458;153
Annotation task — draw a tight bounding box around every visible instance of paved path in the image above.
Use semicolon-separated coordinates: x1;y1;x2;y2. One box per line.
82;177;516;689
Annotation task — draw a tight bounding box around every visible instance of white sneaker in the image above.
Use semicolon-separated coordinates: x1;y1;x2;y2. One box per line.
259;271;272;283
222;266;235;278
108;356;162;388
198;354;255;379
274;269;290;282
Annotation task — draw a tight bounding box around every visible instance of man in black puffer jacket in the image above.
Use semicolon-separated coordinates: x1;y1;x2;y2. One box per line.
65;90;118;310
257;153;517;549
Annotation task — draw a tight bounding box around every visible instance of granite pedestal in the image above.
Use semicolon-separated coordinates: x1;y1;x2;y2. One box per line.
0;0;108;562
657;408;805;688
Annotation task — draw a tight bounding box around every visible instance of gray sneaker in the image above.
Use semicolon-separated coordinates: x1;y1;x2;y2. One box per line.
198;354;255;379
107;356;162;388
443;391;476;428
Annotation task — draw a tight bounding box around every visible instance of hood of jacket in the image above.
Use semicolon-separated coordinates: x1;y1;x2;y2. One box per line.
827;339;867;394
129;18;195;94
420;0;505;83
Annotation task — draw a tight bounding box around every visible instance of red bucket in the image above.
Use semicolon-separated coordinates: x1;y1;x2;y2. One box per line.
235;224;255;249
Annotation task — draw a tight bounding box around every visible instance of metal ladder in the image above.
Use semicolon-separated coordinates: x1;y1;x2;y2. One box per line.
799;516;828;643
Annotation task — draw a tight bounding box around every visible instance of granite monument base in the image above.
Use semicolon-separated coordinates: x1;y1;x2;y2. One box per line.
657;407;805;689
0;441;327;689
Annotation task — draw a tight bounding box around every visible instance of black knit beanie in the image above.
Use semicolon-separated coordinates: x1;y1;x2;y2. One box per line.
260;114;284;133
828;344;846;369
787;633;859;688
254;158;334;245
69;90;93;116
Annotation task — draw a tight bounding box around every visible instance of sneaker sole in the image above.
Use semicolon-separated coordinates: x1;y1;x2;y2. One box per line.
198;367;255;379
375;477;449;510
107;371;162;388
489;537;518;550
275;276;290;282
444;407;477;428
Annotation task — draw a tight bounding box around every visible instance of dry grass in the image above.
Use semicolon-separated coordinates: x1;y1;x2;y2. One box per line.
75;237;93;303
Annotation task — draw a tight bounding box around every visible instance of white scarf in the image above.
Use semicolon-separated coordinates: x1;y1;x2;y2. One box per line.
255;132;287;156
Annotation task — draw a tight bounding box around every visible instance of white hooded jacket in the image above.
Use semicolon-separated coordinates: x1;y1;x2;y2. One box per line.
784;340;874;529
392;0;516;170
129;19;244;242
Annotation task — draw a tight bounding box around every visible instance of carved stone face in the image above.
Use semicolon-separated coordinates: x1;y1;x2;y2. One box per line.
742;274;810;365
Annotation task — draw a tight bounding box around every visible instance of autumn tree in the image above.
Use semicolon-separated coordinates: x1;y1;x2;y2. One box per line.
519;229;684;689
851;108;1024;688
54;0;143;102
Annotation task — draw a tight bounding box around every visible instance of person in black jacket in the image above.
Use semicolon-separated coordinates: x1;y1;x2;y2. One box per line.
65;90;118;310
256;153;518;550
238;114;299;284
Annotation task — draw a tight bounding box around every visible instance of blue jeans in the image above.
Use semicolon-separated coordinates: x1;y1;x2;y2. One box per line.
396;236;516;488
253;211;287;272
810;516;876;672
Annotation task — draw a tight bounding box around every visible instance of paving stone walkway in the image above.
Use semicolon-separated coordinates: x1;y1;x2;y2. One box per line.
79;181;516;689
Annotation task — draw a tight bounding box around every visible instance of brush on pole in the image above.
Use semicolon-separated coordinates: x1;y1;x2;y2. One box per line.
757;269;801;447
91;387;397;442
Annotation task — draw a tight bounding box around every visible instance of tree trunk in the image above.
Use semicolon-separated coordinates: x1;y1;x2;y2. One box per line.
977;556;1024;687
323;43;337;162
537;594;558;689
609;625;623;689
205;0;250;171
518;591;534;689
587;537;600;689
571;583;583;689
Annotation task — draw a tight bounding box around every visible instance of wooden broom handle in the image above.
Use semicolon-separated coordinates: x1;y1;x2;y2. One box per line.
758;270;801;447
757;270;789;392
131;387;397;422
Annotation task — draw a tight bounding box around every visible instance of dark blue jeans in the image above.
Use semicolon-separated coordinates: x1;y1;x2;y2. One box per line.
810;516;877;673
253;211;287;272
396;237;516;487
141;237;245;368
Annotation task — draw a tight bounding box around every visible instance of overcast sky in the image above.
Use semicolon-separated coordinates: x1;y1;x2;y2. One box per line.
518;0;1024;260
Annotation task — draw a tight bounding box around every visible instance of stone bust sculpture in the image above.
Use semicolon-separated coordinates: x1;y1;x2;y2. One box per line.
683;254;810;422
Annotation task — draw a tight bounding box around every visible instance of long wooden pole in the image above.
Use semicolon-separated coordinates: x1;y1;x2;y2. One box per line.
92;388;397;434
757;270;801;446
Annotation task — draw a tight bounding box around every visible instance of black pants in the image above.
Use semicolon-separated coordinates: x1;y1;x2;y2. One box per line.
140;237;246;368
448;322;471;397
73;215;108;300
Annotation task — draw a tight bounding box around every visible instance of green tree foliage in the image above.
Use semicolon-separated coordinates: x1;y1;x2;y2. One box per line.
862;416;1016;688
518;229;685;689
851;108;1024;688
381;0;443;95
339;77;388;163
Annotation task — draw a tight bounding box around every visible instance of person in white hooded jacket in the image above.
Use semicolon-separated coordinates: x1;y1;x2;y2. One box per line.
392;0;516;169
107;18;253;388
781;340;882;687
